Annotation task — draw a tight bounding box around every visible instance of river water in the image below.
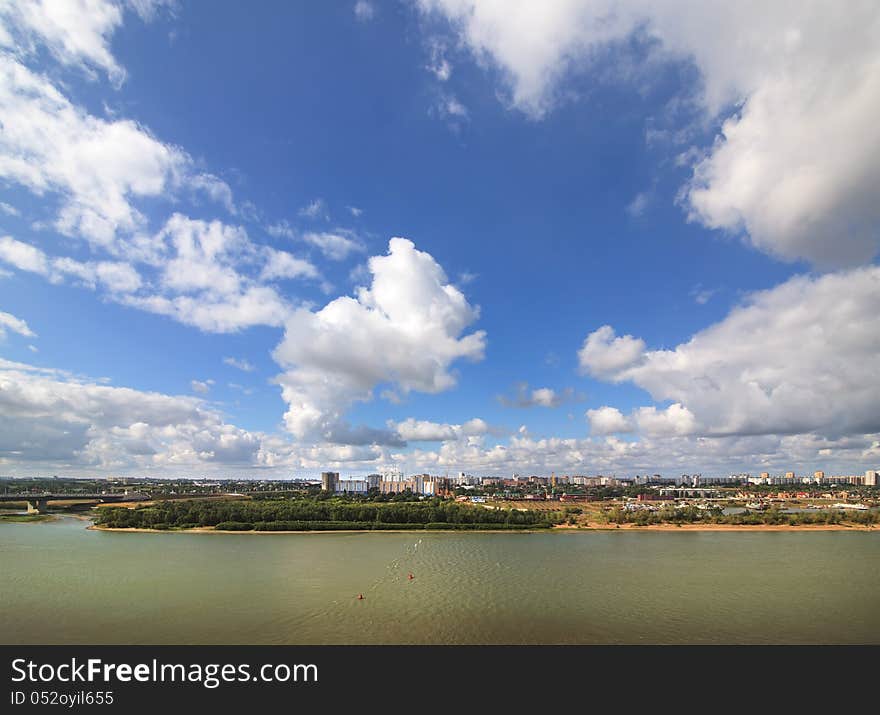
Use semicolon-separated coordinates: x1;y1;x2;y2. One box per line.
1;517;878;644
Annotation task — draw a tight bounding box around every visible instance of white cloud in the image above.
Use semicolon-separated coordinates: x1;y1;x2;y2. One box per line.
0;201;19;216
1;213;322;334
0;0;126;84
126;0;176;24
298;198;327;220
270;222;365;260
690;284;716;305
188;172;236;215
580;266;880;441
426;39;452;81
0;357;391;474
0;358;262;470
393;416;488;442
223;356;255;372
0;55;233;255
0;309;35;338
586;406;632;435
273;237;486;442
633;403;696;436
190;379;213;394
417;0;880;267
394;419;458;442
433;93;468;121
499;383;571;408
228;382;253;396
0;235;49;274
347;206;363;217
0;235;142;292
353;1;375;22
530;388;559;408
0;354;876;477
302;230;364;260
399;428;880;478
266;220;295;240
132;214;316;332
578;324;645;379
626;191;651;217
260;246;321;281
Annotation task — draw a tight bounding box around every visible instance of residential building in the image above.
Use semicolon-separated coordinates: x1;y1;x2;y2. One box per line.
321;471;339;492
336;479;369;495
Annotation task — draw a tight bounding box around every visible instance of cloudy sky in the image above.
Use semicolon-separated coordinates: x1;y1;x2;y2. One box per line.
0;0;878;478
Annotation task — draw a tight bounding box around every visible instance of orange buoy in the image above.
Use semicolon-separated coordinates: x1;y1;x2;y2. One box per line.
408;573;414;580
357;593;364;600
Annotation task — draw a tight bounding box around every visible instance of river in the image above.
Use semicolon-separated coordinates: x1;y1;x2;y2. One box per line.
1;517;878;644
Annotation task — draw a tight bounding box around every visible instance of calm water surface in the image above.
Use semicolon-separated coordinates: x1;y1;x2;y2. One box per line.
1;517;878;644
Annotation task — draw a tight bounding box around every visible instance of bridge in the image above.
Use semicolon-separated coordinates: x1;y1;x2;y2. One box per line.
0;492;149;514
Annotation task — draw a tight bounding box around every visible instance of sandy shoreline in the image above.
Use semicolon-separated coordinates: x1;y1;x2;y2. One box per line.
87;522;877;535
560;523;877;532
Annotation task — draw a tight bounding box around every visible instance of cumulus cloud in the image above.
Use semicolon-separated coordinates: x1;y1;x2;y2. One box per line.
190;379;213;394
578;324;645;379
393;417;488;442
0;6;305;341
1;215;318;333
399;428;880;478
273;237;486;442
0;358;394;475
0;309;35;339
259;246;320;281
632;403;696;436
138;213;317;332
416;0;880;267
0;54;233;255
0;354;876;477
586;406;632;435
0;358;263;470
580;266;880;441
0;235;142;292
499;383;572;408
0;0;126;84
0;236;49;274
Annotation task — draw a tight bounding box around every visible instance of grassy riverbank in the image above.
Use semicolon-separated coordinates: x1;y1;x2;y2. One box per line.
0;513;54;523
553;522;877;532
87;520;877;534
89;523;550;534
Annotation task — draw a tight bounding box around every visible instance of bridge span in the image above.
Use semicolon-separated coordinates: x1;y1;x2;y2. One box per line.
0;493;148;514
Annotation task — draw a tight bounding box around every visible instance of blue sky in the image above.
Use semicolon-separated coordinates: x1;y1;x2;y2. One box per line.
0;1;878;478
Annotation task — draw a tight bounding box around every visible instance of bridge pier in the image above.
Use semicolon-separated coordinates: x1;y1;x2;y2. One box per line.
26;499;48;514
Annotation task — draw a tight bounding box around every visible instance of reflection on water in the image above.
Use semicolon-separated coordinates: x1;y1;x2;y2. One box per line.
1;517;878;644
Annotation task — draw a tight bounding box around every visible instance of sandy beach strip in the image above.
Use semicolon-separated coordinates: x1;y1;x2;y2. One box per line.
86;522;877;534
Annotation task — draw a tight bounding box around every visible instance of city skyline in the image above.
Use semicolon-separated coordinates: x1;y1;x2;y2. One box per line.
0;1;878;478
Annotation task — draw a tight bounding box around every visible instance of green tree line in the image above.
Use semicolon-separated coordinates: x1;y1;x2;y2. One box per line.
94;497;561;530
605;505;878;526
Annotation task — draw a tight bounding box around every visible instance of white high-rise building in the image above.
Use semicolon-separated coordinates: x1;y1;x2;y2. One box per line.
866;470;878;487
381;466;404;482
